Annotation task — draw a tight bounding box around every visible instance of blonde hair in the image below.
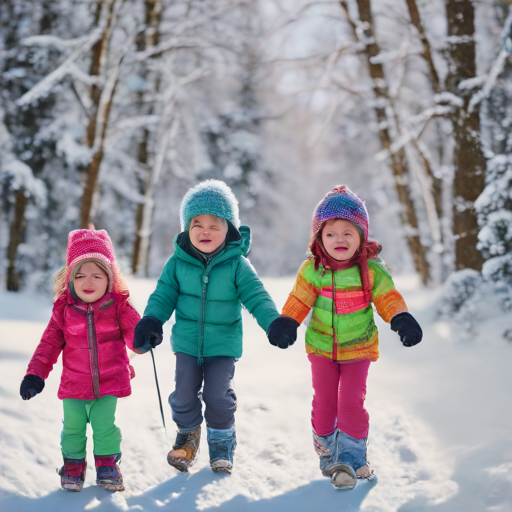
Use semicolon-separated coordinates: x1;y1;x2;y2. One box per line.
53;260;130;302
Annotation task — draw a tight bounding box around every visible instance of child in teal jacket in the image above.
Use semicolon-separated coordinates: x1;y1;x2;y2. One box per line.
134;180;279;474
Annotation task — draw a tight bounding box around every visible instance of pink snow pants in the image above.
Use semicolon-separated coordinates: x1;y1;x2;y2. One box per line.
308;353;371;439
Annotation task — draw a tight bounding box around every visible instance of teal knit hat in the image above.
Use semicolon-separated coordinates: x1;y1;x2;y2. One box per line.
180;179;240;231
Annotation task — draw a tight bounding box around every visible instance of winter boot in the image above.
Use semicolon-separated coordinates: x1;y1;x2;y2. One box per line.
58;457;87;492
336;429;374;483
95;454;125;491
207;426;236;474
313;430;356;490
167;425;201;472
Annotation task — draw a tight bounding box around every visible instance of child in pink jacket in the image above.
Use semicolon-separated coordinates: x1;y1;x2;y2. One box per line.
20;227;141;492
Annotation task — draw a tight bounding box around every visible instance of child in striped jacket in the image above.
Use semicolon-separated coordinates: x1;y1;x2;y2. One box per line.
267;185;422;490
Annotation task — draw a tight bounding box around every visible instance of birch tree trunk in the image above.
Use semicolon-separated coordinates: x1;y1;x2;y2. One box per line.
445;0;486;271
135;66;204;275
404;0;444;220
136;80;179;276
131;0;163;275
80;0;118;228
342;0;431;283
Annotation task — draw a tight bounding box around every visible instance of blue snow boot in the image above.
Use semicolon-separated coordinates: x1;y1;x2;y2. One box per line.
58;457;87;492
207;426;236;474
335;429;374;482
313;430;357;490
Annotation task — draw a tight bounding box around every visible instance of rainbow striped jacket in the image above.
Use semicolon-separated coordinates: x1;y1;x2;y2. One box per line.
282;257;408;362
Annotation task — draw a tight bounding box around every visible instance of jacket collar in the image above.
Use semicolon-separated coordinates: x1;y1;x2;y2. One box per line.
66;289;115;311
174;222;251;267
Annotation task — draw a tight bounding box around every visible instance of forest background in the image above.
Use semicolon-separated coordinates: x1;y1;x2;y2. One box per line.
1;0;512;331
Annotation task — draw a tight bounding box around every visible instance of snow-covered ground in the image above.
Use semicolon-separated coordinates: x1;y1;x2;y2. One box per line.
1;275;511;512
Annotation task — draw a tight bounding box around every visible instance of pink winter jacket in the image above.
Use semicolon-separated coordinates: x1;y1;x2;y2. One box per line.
25;291;141;400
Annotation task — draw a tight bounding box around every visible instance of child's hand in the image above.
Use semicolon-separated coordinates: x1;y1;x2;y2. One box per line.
267;315;300;349
390;312;422;347
134;316;163;353
20;375;45;400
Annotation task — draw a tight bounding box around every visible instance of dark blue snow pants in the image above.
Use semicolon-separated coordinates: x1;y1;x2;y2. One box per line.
169;352;237;430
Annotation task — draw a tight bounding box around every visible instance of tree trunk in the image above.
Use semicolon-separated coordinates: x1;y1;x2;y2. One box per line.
80;0;117;228
86;0;112;148
81;150;104;228
131;129;149;275
445;0;486;271
405;0;441;94
2;0;56;290
131;0;163;275
6;189;28;291
136;85;178;275
404;0;444;221
344;0;431;283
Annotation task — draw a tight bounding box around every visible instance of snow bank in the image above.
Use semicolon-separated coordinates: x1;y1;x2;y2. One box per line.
1;276;511;511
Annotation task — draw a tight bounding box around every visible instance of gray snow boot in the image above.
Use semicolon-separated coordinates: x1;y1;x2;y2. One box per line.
313;430;357;490
207;426;236;474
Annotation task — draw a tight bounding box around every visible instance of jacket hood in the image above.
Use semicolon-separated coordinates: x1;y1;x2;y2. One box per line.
238;225;251;256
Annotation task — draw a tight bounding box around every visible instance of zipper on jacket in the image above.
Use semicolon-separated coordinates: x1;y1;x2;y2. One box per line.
331;271;338;361
198;264;212;364
87;304;101;398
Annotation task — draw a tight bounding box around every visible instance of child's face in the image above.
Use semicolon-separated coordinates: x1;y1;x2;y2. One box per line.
321;219;361;261
189;214;228;254
73;261;109;303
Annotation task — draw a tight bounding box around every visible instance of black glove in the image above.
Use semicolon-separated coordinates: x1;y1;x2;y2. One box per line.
390;312;422;347
134;316;163;353
20;375;45;400
267;315;300;349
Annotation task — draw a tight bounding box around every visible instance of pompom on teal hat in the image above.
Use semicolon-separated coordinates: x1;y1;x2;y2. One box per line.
180;179;240;231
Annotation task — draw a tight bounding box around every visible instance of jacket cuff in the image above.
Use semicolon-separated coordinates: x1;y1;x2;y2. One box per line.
282;295;310;324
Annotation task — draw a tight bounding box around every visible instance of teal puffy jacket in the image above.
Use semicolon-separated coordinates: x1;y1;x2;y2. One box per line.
143;225;279;359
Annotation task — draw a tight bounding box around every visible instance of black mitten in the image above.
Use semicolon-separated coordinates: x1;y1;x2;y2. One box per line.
267;315;300;349
20;375;45;400
390;312;423;347
134;316;163;353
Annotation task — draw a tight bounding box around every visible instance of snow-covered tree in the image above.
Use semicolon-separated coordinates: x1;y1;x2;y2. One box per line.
1;0;63;290
476;5;512;311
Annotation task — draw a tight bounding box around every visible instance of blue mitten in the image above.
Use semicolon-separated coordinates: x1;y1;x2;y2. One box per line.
390;312;422;347
134;316;163;353
267;315;299;349
20;375;45;400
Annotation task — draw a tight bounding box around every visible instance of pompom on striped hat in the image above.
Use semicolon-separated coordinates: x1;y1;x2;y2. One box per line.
65;227;115;291
180;179;240;231
312;185;369;242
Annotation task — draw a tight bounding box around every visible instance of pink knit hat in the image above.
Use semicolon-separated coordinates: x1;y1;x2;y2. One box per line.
65;228;115;291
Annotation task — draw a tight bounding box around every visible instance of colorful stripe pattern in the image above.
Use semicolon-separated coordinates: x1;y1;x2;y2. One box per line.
282;258;408;362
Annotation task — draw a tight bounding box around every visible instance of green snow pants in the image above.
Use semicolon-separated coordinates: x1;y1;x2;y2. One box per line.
61;395;121;459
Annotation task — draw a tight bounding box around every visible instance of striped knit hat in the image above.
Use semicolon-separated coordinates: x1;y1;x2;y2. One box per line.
180;180;240;231
312;185;369;242
65;228;115;292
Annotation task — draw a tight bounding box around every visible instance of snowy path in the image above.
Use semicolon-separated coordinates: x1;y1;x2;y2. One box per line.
1;276;511;512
